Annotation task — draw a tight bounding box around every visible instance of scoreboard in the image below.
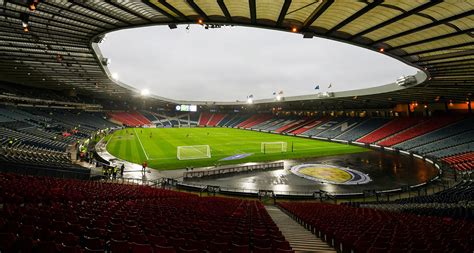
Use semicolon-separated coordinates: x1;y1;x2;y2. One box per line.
175;104;197;112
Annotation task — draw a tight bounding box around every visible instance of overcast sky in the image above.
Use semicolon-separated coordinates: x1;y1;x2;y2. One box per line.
99;25;418;102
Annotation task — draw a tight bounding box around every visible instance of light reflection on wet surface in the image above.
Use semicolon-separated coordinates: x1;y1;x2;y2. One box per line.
184;151;439;194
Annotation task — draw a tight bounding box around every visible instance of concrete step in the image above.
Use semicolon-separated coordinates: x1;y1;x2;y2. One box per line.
265;205;336;253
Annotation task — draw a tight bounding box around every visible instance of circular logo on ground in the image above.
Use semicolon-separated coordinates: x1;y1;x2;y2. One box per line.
290;164;371;185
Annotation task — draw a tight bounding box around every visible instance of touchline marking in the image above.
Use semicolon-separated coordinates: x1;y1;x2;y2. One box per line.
134;128;149;160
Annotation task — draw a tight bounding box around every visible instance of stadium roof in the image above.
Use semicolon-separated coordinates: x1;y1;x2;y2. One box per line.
0;0;472;108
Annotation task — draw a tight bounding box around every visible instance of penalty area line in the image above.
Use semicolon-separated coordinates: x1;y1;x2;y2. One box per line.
133;128;150;160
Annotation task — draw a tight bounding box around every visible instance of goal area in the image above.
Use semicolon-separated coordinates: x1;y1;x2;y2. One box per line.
261;142;287;154
177;145;211;160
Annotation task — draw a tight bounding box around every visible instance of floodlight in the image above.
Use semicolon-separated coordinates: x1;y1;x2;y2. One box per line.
101;58;111;66
111;72;119;80
141;89;150;96
276;95;282;101
247;98;253;104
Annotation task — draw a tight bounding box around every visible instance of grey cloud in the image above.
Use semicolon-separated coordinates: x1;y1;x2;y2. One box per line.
100;25;418;102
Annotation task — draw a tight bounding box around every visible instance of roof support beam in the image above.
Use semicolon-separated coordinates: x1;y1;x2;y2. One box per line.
430;62;474;70
44;1;116;27
186;0;209;21
217;0;232;22
4;1;107;30
387;28;474;51
350;0;441;40
403;41;474;57
370;10;474;46
106;0;153;22
418;58;474;67
301;0;334;31
142;0;177;21
276;0;291;27
249;0;256;24
70;0;133;26
326;0;382;34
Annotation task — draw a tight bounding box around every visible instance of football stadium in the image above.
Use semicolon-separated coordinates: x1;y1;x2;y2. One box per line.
0;1;473;253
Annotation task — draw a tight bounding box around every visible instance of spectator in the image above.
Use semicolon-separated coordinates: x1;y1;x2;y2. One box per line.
120;164;125;177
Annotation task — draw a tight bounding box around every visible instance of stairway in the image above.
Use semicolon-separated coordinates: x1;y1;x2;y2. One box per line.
265;205;336;253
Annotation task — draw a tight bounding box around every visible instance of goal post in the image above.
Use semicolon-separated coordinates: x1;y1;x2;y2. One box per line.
261;142;287;154
177;145;211;160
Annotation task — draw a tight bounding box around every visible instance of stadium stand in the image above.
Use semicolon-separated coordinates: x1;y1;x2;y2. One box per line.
237;115;273;129
266;119;300;132
0;173;292;253
207;113;226;127
224;115;248;127
378;116;462;147
316;118;364;139
337;118;391;141
278;202;473;253
348;180;474;221
252;118;283;131
443;152;474;173
216;114;235;127
198;112;212;126
290;118;326;135
274;118;308;133
357;117;424;144
108;112;151;127
411;130;474;157
393;117;474;151
303;118;348;137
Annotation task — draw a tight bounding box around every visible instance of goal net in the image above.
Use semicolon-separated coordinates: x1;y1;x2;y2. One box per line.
177;145;211;160
261;142;287;154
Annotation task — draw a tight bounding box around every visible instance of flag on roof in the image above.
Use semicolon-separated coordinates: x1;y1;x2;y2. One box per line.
328;83;332;88
272;91;276;95
314;85;320;90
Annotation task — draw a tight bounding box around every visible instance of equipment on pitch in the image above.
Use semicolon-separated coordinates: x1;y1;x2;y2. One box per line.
177;145;211;160
261;142;287;154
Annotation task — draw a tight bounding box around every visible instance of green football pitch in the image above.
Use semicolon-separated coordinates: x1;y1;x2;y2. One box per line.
105;127;368;170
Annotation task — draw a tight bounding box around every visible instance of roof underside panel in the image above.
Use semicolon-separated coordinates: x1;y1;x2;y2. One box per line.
223;0;251;20
311;1;367;31
0;0;471;104
194;0;224;17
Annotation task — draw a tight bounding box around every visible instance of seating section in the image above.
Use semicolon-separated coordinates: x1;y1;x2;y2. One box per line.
108;112;151;127
337;118;390;141
275;118;308;133
266;119;299;132
290;119;326;135
237;114;273;128
0;173;292;253
198;112;212;126
303;118;348;137
224;115;252;127
316;118;364;139
349;180;474;221
411;130;474;157
252;118;286;131
378;116;461;147
357;117;424;144
279;202;473;253
443;152;474;172
394;117;474;151
216;114;235;127
206;113;226;126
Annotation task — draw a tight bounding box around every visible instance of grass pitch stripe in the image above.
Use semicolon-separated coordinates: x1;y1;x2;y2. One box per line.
133;128;149;160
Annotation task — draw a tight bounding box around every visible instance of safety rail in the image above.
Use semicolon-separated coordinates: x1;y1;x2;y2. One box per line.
183;161;284;179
